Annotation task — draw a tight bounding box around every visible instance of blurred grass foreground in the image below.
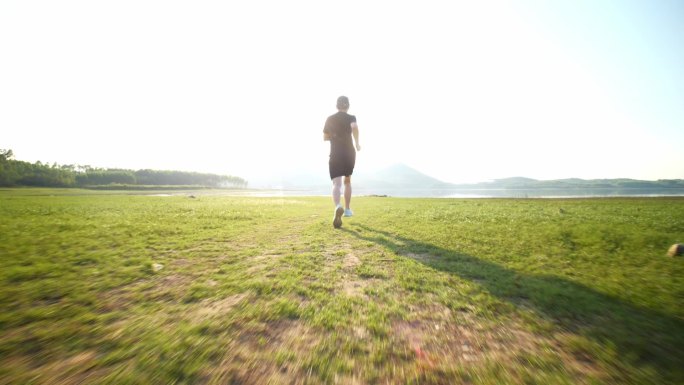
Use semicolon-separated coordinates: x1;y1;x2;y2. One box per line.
1;189;683;384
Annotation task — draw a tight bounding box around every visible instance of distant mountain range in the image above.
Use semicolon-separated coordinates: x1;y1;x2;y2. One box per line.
249;163;451;190
251;163;684;197
354;163;450;189
451;175;684;190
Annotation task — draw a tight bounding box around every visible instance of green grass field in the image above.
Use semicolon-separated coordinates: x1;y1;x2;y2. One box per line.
1;189;683;385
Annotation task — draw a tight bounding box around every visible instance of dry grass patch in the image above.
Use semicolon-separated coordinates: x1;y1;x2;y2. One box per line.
403;252;439;264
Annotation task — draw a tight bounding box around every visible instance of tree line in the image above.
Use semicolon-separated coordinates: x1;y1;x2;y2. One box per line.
0;149;248;188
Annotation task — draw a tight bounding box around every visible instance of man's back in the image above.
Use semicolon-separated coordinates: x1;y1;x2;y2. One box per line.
324;111;356;158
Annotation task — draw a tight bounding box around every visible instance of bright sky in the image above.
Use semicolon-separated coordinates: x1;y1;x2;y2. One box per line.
1;0;682;184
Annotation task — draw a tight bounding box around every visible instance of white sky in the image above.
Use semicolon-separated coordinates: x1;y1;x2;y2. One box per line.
1;0;682;184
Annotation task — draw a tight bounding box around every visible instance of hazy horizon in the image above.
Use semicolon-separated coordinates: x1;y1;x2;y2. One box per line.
2;1;682;184
5;151;682;187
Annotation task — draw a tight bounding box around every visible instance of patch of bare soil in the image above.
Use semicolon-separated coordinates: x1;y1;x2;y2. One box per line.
203;319;320;385
318;242;359;276
343;253;361;269
170;257;194;268
98;271;195;313
142;273;195;302
391;302;602;380
192;293;248;319
96;288;134;314
341;279;371;299
246;253;283;274
3;351;107;385
98;273;197;339
332;246;373;300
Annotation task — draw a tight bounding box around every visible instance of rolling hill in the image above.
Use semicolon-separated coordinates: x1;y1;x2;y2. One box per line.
250;163;684;197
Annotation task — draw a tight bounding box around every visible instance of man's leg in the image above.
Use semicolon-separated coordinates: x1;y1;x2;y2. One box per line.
344;176;352;210
332;177;342;207
332;177;344;228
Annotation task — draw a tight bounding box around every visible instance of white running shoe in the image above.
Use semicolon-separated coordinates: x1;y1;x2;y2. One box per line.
344;208;353;217
333;205;344;228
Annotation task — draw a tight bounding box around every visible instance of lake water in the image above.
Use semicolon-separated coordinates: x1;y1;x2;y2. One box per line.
230;187;684;199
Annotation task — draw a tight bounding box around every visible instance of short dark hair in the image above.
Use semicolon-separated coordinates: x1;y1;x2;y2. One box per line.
336;96;349;109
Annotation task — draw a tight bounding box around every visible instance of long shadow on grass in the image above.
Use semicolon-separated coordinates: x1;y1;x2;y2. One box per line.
342;224;684;382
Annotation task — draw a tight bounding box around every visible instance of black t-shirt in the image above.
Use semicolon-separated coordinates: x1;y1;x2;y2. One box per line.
323;112;356;158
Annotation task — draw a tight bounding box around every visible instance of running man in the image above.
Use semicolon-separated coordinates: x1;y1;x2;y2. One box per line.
323;96;361;228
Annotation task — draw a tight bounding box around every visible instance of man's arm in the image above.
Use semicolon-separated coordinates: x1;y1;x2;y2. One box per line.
351;122;360;151
323;117;331;141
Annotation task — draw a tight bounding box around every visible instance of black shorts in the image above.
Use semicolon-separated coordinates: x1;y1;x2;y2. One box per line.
329;151;356;179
